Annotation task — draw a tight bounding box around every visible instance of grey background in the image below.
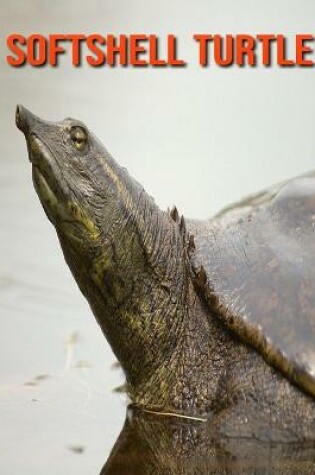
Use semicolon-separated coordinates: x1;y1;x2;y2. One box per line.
1;1;315;473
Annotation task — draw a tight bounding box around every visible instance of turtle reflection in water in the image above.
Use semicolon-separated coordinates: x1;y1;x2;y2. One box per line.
17;105;315;443
101;409;315;475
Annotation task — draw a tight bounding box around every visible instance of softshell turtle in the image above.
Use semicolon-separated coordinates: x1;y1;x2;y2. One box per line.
16;105;315;442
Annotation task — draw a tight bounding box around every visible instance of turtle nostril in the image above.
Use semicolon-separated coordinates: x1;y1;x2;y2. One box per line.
15;105;39;134
16;104;22;130
16;104;29;133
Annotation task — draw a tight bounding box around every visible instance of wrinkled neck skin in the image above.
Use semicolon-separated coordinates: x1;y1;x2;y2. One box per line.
56;159;213;416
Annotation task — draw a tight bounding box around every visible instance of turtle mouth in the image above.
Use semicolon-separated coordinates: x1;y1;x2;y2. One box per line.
28;134;63;185
28;136;101;240
27;135;70;223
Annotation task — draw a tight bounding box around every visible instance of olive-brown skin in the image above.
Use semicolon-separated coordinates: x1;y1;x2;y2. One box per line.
16;105;315;442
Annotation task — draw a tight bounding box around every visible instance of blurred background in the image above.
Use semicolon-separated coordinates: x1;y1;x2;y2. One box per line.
1;1;315;473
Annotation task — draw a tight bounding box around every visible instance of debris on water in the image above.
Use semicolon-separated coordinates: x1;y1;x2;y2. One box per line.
64;331;80;371
24;373;50;386
111;361;121;370
67;445;85;454
35;374;50;381
74;360;90;369
65;331;80;346
113;383;127;393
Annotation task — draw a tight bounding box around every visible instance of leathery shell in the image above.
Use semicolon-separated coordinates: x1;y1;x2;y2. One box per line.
188;171;315;398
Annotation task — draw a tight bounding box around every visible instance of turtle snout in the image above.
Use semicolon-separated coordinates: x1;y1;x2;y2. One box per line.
16;104;44;136
16;104;28;133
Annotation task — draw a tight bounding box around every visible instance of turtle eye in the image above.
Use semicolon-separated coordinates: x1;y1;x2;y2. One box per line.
70;126;89;152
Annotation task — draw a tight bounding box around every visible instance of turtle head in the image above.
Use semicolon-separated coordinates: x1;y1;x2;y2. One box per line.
15;105;122;254
16;104;152;302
